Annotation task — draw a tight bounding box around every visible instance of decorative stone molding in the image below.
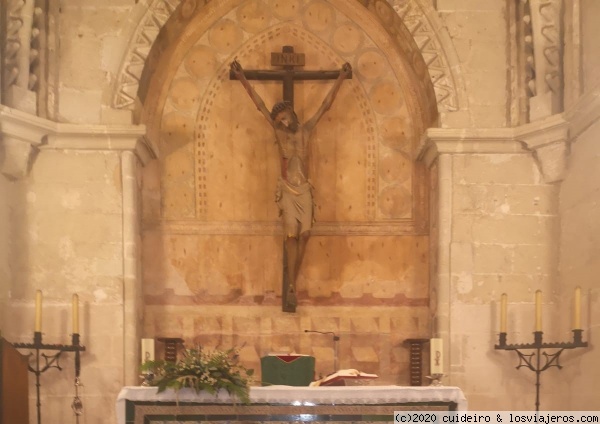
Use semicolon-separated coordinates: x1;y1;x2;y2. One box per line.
1;0;45;114
515;114;569;183
0;105;52;179
0;105;153;179
417;127;526;168
144;220;426;237
526;0;564;121
390;0;464;112
418;115;570;183
44;124;153;166
112;0;182;109
112;0;462;113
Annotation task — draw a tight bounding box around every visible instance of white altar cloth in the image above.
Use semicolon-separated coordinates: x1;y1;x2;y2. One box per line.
117;385;467;424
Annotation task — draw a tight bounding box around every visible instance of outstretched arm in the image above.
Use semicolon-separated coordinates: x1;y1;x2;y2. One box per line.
304;62;352;132
230;60;274;126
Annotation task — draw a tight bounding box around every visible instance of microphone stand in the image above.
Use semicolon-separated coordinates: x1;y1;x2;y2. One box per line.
304;330;340;374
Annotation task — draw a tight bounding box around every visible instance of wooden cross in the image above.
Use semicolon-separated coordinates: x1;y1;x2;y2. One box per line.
229;45;352;108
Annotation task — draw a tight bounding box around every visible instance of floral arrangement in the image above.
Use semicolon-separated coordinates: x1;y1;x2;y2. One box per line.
141;347;254;404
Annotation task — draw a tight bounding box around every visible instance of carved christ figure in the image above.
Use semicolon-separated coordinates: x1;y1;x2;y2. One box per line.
230;60;352;309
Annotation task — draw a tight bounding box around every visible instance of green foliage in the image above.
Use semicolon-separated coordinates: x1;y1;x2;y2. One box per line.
141;347;254;404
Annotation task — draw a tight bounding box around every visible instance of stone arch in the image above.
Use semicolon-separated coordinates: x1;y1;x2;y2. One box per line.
139;1;437;366
390;0;468;112
142;0;432;230
111;0;465;115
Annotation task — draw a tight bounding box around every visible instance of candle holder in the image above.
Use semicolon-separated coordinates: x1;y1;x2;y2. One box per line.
495;329;587;411
426;373;445;386
140;370;155;386
13;332;86;424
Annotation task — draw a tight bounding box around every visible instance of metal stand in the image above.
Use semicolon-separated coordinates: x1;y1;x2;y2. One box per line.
304;330;340;374
495;329;587;411
13;331;85;424
13;332;86;424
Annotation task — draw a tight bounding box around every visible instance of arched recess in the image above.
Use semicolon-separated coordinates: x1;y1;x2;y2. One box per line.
139;0;439;377
113;0;464;116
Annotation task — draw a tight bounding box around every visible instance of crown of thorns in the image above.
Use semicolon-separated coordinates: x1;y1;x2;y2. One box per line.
270;101;296;120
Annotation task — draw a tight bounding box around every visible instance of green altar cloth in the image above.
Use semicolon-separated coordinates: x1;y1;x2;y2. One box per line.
260;354;315;386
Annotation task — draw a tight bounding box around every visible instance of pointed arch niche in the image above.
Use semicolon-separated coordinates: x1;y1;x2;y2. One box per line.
139;0;438;381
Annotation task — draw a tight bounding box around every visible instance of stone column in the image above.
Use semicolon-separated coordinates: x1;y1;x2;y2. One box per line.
121;150;142;385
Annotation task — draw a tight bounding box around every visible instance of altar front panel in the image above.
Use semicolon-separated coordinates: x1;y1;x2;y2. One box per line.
117;386;467;424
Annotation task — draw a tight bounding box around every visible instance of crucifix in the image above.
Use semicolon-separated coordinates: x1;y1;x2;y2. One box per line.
230;46;352;313
229;45;352;109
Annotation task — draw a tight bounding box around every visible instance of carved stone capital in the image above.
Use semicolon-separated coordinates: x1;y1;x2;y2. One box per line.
45;123;153;165
418;114;570;183
0;106;154;180
515;114;569;183
0;106;53;179
417;127;526;168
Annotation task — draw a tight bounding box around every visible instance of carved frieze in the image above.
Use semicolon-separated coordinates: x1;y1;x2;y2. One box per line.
389;0;460;112
520;0;564;121
1;0;45;114
113;0;183;109
112;0;460;113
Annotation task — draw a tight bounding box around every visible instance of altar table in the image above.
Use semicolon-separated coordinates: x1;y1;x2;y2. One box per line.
117;386;467;424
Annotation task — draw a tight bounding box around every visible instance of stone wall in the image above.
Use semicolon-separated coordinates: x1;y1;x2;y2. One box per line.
556;0;600;408
1;0;598;422
448;152;559;409
581;0;600;92
55;1;136;123
436;0;508;128
420;126;566;410
557;116;600;408
4;149;124;420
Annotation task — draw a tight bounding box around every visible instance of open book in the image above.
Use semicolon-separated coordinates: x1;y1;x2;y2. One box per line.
310;369;378;386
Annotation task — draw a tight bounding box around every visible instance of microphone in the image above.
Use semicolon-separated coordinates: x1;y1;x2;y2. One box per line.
304;329;340;341
304;330;340;374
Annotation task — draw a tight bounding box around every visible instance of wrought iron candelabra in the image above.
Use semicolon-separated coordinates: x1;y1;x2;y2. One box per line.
14;331;86;424
495;329;587;411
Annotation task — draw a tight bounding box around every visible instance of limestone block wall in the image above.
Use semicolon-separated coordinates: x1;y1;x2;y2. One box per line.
55;1;135;123
3;148;129;423
434;150;561;409
436;0;509;128
581;0;600;92
557;117;600;408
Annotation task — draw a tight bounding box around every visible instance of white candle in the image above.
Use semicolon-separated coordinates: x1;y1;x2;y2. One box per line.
500;293;507;333
141;338;155;364
35;290;42;332
573;286;581;330
72;294;79;334
430;338;443;374
535;290;542;331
